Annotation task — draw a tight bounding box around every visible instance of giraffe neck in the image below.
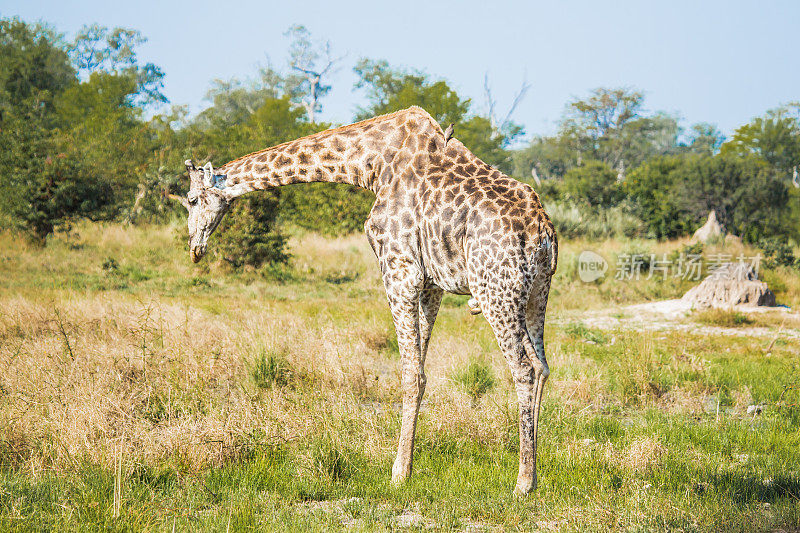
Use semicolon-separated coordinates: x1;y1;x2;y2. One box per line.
216;107;445;199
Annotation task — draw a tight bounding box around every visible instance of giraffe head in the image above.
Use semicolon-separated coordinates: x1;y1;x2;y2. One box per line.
184;159;232;263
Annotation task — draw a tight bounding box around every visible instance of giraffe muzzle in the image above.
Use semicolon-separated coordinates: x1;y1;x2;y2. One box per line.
190;245;206;263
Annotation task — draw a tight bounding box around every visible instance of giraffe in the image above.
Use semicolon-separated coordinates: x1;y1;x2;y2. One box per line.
183;106;558;495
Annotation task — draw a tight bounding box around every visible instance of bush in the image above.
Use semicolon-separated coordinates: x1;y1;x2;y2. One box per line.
278;183;373;235
563;160;623;207
626;153;791;242
546;201;643;240
452;360;496;402
7;151;112;243
214;192;289;269
757;237;798;270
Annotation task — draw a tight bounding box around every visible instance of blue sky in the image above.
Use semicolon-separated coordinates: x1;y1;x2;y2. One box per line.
2;0;798;140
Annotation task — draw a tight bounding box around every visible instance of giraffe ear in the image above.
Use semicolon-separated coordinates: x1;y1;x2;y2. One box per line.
202;162;214;188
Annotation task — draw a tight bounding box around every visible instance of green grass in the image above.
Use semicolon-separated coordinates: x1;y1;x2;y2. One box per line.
451;360;496;402
694;308;755;327
2;410;798;531
0;223;798;531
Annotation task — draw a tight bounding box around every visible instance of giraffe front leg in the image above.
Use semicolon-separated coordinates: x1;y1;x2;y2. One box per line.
390;287;442;483
381;268;427;486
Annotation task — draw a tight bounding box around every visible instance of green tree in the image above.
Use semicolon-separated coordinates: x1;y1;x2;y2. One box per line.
559;87;680;170
722;105;800;171
625;155;689;239
626;153;793;242
511;135;574;183
55;24;170;216
353;58;519;172
67;24;166;107
0;18;113;241
563;161;622;207
684;123;726;154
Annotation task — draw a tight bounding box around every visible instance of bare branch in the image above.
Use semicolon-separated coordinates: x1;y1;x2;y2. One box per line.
500;78;531;130
484;73;530;138
483;73;498;131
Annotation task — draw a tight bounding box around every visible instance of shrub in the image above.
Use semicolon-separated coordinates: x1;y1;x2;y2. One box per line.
214;193;289;269
757;237;798;270
278;183;373;235
6;150;112;243
452;360;496;402
546;201;643;240
626;153;791;242
563;160;623;207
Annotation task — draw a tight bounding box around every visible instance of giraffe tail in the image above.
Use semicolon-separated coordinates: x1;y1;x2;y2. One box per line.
546;234;558;276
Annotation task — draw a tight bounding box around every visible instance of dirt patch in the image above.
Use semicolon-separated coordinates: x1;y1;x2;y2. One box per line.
577;299;800;340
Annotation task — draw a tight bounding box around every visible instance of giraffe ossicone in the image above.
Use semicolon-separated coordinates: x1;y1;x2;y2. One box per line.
182;106;557;495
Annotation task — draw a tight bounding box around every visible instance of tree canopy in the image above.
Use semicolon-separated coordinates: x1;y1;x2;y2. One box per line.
0;16;797;250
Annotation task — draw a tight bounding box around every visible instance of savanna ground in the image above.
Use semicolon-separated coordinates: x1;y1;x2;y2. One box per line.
0;221;799;532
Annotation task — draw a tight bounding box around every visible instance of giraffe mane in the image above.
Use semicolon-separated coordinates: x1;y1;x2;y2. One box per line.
219;106;446;170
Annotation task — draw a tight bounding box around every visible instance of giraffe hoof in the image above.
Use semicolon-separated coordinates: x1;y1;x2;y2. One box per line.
513;475;537;497
467;298;482;315
391;472;409;486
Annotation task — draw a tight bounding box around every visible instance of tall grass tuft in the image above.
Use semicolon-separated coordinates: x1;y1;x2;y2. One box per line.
251;350;293;389
694;308;755;327
310;435;357;482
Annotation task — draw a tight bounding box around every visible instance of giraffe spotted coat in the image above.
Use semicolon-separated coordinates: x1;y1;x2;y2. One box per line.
183;106;558;495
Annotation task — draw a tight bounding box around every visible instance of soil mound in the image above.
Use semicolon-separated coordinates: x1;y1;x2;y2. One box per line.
692;211;724;243
682;262;776;308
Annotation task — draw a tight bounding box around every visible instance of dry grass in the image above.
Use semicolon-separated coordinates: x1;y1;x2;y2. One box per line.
0;223;798;530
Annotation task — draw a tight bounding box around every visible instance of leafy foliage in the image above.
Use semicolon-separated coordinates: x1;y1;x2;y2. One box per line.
214;192;289;268
626;153;792;242
354;58;517;172
722;105;800;171
278;183;373;235
563;160;623;207
1;16;798;249
0;19;113;242
559;88;680;171
757;237;798;270
9;150;112;242
452;360;496;402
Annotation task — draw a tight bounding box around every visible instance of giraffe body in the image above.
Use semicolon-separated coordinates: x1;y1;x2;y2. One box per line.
183;106;557;495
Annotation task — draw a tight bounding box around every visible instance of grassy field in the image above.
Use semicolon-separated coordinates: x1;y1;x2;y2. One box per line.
0;221;798;531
